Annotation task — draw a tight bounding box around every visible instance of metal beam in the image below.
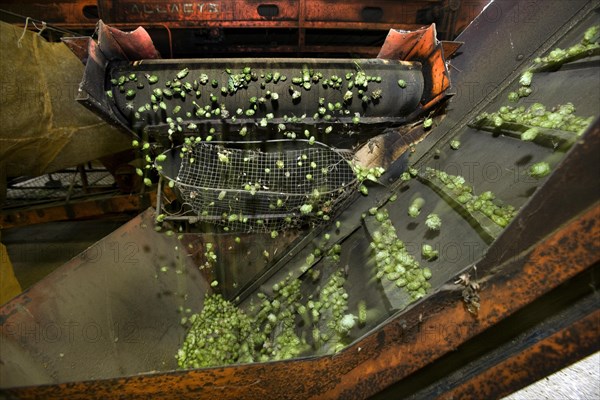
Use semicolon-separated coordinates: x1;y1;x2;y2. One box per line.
0;192;156;229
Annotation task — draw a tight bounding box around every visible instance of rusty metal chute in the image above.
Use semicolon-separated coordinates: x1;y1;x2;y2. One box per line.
1;0;599;399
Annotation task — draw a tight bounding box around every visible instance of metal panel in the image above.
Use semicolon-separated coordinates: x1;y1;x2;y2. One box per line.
0;209;209;386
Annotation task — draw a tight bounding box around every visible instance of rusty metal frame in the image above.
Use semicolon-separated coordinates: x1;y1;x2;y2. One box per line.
0;1;452;32
0;192;155;229
0;0;488;57
374;256;599;399
436;298;599;399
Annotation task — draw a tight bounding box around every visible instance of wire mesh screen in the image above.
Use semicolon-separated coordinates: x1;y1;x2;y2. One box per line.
161;139;358;232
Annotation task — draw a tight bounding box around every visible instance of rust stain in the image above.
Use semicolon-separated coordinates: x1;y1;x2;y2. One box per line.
437;310;600;400
0;0;478;41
